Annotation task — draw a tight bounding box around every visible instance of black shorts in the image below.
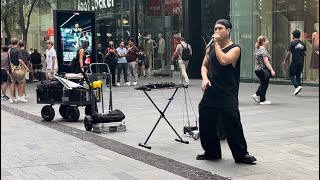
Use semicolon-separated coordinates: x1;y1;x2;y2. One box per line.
1;69;8;84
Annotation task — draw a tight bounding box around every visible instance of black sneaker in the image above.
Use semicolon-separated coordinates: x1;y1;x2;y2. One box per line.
196;153;221;160
235;154;257;164
1;95;9;100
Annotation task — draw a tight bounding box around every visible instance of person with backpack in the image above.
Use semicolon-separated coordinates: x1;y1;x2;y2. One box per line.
172;37;192;86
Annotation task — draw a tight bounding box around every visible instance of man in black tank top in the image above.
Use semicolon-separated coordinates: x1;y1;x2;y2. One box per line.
197;19;257;164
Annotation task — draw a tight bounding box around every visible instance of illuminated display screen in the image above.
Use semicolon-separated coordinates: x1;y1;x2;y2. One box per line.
54;10;96;72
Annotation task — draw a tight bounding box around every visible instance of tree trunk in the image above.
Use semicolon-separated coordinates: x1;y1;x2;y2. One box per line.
23;31;28;49
2;17;12;42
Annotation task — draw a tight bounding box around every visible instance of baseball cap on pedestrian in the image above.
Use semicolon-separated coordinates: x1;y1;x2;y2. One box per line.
215;19;232;29
292;29;301;39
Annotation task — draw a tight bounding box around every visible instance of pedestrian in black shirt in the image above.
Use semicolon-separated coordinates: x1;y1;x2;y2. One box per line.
197;19;256;164
8;38;29;103
105;41;118;86
30;48;42;81
283;30;306;95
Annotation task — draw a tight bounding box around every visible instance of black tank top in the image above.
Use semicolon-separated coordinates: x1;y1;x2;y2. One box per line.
199;43;241;109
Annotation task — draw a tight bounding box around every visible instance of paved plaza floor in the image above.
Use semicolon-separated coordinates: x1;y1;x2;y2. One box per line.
1;77;319;180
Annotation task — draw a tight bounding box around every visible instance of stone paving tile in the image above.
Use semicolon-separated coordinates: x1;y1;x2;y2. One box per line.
112;172;140;180
288;150;317;157
6;176;26;180
46;164;67;171
25;144;42;150
1;169;11;177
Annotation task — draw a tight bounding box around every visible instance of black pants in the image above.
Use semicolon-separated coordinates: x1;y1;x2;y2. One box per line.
106;64;117;86
216;113;225;138
199;106;248;159
289;62;303;88
255;70;270;102
117;63;128;83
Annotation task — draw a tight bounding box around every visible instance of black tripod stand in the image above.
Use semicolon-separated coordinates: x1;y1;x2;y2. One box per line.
138;85;189;149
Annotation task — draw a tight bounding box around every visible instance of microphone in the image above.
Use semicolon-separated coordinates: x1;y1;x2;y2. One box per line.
205;35;214;50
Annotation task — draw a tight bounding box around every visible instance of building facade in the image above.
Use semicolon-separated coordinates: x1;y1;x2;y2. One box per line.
2;0;318;84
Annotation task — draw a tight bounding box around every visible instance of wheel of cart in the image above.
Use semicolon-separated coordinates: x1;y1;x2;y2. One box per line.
84;115;93;131
59;105;70;119
41;105;55;121
65;106;80;122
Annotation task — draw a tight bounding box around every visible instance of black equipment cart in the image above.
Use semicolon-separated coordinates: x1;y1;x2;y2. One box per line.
36;73;102;122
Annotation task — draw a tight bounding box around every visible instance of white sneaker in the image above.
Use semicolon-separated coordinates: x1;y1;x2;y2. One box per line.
125;82;131;86
116;82;120;87
132;81;137;86
18;96;28;103
24;93;28;99
252;94;260;103
260;101;271;105
294;86;302;95
9;98;18;104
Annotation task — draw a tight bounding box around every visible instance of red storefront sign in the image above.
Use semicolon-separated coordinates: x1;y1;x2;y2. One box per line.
165;0;182;16
148;0;162;16
46;27;54;36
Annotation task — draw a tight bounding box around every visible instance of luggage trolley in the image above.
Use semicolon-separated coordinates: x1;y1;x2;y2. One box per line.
82;63;126;133
36;73;102;122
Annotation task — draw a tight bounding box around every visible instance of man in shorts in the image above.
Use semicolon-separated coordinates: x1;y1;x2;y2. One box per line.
45;40;58;79
8;38;29;103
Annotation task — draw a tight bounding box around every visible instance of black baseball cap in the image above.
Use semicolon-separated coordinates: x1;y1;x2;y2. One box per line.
215;19;232;29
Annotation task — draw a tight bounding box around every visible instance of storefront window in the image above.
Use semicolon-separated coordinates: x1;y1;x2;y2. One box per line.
230;0;254;80
137;0;184;76
230;0;319;84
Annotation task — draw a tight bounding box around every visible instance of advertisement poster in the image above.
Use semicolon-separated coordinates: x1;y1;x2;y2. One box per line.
54;10;96;72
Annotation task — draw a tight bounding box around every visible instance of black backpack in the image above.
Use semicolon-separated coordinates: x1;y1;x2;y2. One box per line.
181;44;191;61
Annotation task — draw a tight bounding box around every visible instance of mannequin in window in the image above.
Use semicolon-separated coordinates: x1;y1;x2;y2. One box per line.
146;34;157;75
158;33;166;70
311;23;319;70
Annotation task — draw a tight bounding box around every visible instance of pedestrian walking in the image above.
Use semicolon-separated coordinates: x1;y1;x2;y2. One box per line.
252;36;276;105
172;37;192;86
283;30;306;95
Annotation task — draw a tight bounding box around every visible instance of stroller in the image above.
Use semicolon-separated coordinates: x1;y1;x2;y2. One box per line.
82;63;126;132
